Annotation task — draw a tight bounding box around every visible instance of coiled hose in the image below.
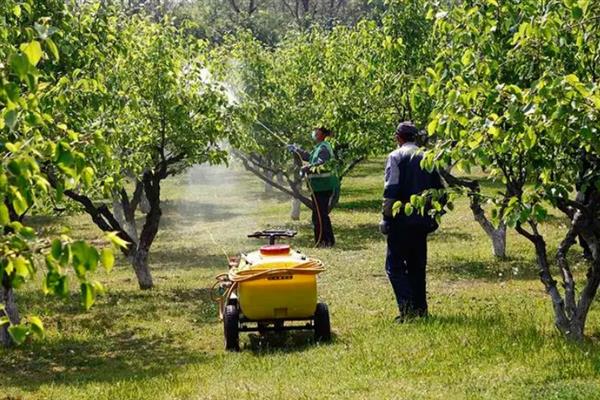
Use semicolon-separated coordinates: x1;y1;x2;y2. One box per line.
211;259;325;320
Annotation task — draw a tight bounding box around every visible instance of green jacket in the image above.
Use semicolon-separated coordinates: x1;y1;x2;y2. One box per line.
306;141;340;193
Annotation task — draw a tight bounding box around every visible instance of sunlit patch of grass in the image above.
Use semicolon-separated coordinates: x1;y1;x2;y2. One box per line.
1;160;599;400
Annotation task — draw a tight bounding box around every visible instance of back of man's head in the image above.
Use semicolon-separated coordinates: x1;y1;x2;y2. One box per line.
395;121;418;142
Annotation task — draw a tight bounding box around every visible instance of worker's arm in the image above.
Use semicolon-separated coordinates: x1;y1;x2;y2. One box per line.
382;152;401;221
287;144;310;161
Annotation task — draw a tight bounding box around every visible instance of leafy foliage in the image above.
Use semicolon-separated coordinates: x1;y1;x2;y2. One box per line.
422;0;600;338
0;0;123;345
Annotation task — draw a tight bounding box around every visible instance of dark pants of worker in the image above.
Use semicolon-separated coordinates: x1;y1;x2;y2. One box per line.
312;190;335;246
385;225;428;316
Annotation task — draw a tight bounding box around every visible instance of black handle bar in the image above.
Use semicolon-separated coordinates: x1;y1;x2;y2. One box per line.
247;229;297;245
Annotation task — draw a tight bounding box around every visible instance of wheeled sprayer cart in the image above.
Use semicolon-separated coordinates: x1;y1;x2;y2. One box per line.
213;229;331;351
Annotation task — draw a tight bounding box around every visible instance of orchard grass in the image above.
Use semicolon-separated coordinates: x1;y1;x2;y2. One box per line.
2;159;599;400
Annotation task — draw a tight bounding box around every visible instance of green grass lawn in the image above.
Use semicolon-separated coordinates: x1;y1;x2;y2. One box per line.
2;159;600;400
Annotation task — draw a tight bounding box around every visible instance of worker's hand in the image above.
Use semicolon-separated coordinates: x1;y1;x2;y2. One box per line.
379;219;390;235
286;144;299;153
300;165;311;175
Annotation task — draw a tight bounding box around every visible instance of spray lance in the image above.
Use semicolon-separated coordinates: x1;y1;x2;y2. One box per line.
255;120;325;247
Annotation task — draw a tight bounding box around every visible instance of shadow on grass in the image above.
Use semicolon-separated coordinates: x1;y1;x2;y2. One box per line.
0;333;210;390
336;198;380;212
430;227;476;242
331;223;480;251
150;248;229;270
245;331;337;355
435;250;594;282
344;159;385;178
434;256;539;281
1;288;218;390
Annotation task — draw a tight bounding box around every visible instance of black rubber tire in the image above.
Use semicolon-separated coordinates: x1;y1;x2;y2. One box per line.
227;297;238;307
314;302;331;342
224;305;240;351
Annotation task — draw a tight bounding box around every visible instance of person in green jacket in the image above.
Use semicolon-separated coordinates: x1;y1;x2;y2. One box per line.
287;127;340;247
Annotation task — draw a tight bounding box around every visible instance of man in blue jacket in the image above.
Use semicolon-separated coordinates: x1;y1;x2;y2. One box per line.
380;122;444;322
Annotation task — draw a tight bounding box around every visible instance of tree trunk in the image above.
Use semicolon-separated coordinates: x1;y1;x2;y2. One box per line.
291;198;301;220
516;223;570;334
566;210;600;340
129;249;153;290
1;277;20;348
439;171;507;258
491;226;507;258
264;170;274;194
139;190;151;214
277;172;285;185
113;198;139;245
470;193;507;258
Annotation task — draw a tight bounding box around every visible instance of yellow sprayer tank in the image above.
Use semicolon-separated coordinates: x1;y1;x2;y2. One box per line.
237;245;317;320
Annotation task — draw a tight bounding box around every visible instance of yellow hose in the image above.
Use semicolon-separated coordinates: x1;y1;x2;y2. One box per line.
211;259;325;320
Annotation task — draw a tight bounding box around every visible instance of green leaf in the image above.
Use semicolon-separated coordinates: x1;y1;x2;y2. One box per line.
82;167;94;187
45;38;59;61
12;4;21;18
404;203;414;216
21;41;43;67
572;6;583;19
71;241;99;274
392;201;403;217
28;316;44;338
106;232;129;249
51;239;62;260
0;203;9;225
4;109;18;130
9;53;29;79
461;50;473;66
13;256;31;279
8;324;29;345
80;282;94;310
12;191;29;215
100;248;115;272
427;118;438;135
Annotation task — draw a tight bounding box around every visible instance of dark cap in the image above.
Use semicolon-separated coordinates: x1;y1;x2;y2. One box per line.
316;127;334;137
395;121;418;141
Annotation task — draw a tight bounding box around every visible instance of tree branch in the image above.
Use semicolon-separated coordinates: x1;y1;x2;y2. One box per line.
234;150;312;207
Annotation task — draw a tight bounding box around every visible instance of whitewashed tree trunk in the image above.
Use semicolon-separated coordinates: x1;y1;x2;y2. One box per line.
489;224;507;258
139;190;151;214
470;196;507;258
291;198;301;220
113;199;139;245
264;170;274;193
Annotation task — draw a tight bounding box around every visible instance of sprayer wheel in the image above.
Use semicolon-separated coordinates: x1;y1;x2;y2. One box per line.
314;302;331;342
224;305;240;351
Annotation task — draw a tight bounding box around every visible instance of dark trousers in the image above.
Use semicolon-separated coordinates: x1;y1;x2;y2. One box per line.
312;190;335;246
385;225;428;315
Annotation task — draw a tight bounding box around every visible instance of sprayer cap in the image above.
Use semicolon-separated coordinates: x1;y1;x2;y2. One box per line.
260;244;291;256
